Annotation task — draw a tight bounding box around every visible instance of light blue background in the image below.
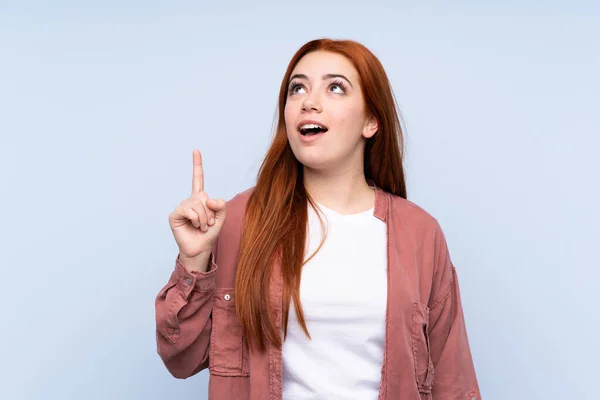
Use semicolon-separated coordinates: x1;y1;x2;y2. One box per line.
1;1;598;399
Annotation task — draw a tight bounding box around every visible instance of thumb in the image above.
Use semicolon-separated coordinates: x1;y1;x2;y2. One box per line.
206;198;227;220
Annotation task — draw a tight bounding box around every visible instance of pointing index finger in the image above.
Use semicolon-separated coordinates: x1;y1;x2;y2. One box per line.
192;149;204;194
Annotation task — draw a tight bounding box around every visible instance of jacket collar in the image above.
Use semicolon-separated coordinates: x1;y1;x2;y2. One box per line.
368;179;389;223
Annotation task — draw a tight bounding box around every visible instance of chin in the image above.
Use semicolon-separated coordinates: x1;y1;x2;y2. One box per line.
294;152;332;171
288;138;338;170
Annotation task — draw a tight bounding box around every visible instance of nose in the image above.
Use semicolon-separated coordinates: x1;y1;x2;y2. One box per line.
301;91;322;113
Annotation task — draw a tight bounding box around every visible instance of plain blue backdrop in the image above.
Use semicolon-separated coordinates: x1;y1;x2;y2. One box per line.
1;1;598;399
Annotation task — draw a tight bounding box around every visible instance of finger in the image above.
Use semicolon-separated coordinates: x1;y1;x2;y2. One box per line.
181;207;200;228
206;198;226;211
206;198;226;222
191;149;204;195
190;192;215;226
204;202;216;226
191;204;209;231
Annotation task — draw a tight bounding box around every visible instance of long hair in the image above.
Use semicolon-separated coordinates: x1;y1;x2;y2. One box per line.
235;38;407;352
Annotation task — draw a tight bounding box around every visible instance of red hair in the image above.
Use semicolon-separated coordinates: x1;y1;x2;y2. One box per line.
235;38;407;352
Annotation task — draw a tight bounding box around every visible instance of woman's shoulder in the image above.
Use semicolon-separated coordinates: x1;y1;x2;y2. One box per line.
384;190;443;235
384;192;451;271
225;186;255;214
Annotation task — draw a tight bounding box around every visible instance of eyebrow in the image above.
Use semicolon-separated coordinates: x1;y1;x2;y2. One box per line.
288;73;354;88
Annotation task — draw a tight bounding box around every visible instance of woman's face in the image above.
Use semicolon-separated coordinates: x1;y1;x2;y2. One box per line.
284;51;378;172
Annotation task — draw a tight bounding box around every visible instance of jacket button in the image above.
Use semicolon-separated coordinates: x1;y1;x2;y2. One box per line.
185;277;192;285
224;294;231;301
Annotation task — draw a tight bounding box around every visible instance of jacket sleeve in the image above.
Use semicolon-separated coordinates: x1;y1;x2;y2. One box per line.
427;221;482;399
155;245;218;379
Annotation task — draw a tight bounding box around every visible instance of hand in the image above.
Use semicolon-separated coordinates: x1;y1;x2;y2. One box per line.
168;149;227;261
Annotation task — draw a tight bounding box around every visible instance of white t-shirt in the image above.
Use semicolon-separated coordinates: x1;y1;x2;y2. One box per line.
281;200;388;400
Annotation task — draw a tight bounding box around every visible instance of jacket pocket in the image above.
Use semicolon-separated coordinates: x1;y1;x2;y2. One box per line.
412;302;434;393
209;288;249;377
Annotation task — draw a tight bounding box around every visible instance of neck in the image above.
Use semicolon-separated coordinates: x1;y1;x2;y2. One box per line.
302;164;375;215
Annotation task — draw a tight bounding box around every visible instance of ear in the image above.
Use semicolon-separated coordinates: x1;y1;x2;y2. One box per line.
362;116;379;139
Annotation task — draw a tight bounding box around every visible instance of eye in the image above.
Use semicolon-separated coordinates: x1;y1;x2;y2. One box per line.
288;81;306;95
329;79;347;94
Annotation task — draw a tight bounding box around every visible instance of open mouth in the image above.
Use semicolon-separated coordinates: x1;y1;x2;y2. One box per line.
299;123;329;136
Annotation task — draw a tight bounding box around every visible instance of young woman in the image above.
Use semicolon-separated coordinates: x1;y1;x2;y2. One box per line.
155;38;481;400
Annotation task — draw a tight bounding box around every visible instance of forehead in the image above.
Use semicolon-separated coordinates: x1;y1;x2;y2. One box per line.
291;51;359;80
